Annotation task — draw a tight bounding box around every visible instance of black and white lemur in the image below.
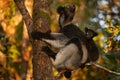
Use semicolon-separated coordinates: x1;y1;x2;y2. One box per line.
31;5;99;78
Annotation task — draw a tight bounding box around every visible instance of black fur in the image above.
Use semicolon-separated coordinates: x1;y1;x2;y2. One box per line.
31;30;54;40
85;27;98;39
64;71;71;78
42;46;56;60
85;28;99;62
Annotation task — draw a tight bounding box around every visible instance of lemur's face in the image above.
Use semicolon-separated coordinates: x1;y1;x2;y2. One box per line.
57;5;76;24
85;27;98;39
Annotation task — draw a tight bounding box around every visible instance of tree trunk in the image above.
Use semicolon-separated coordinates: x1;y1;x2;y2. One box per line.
32;0;53;80
14;0;53;80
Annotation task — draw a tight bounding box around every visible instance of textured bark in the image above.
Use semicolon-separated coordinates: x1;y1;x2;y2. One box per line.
14;0;53;80
32;0;53;80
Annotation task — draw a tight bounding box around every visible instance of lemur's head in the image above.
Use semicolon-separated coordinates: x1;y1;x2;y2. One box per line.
57;5;76;27
85;27;98;39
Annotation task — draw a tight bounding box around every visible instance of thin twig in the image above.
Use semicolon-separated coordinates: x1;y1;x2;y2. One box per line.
86;62;120;76
14;0;33;33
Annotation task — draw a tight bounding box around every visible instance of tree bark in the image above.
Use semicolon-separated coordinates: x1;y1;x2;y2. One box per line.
14;0;53;80
32;0;53;80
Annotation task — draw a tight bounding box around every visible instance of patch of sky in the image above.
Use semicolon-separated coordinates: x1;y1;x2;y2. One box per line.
112;6;119;14
98;13;105;19
97;0;109;7
114;34;120;41
99;20;108;28
90;17;99;22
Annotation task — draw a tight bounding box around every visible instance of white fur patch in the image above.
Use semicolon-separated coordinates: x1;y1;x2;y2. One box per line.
42;33;69;48
59;14;65;27
80;42;88;64
53;43;80;70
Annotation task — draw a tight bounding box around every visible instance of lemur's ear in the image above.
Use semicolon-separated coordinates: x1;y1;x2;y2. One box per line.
57;6;64;14
85;27;98;38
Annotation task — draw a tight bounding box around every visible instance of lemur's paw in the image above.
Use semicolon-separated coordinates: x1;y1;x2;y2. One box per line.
64;71;71;78
41;46;49;52
31;31;42;40
42;46;56;59
31;30;52;40
42;46;53;54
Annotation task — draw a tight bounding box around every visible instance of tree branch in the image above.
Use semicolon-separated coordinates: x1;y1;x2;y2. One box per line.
14;0;33;33
87;62;120;76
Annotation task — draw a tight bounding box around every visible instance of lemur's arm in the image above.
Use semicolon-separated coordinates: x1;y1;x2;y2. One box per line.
31;31;70;48
31;31;54;40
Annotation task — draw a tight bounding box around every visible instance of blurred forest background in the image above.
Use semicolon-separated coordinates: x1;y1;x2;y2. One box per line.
0;0;120;80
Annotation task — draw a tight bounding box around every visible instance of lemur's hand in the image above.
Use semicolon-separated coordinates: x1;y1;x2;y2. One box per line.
42;46;53;54
31;31;43;40
31;30;53;40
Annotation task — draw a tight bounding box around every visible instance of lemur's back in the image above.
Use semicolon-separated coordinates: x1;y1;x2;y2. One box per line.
61;23;86;41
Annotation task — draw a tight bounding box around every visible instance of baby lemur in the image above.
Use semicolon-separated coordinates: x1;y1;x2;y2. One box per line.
31;5;99;78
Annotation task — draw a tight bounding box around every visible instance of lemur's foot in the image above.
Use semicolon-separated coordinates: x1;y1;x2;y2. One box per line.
42;46;52;53
64;71;71;78
42;46;56;60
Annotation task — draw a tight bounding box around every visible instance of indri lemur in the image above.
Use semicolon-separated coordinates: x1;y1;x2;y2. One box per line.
31;5;99;78
85;27;99;62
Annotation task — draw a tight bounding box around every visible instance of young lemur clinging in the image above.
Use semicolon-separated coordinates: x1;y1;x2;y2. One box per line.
31;5;99;78
85;27;99;62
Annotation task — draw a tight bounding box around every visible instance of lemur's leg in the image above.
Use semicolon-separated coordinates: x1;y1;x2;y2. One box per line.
31;31;69;48
63;38;84;78
55;38;81;78
53;38;81;68
42;46;72;78
53;43;79;70
64;71;72;78
42;46;56;60
42;33;69;48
